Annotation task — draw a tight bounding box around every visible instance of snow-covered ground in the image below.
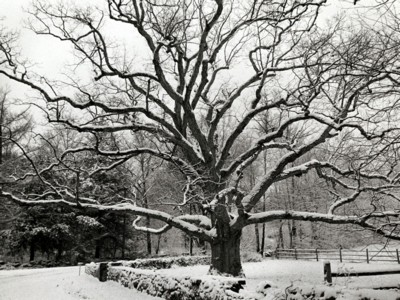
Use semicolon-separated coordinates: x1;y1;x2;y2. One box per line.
158;259;400;290
0;266;161;300
1;259;400;299
159;259;400;299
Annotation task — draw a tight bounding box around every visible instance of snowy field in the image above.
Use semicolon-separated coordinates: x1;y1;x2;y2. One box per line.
158;259;400;290
2;260;400;299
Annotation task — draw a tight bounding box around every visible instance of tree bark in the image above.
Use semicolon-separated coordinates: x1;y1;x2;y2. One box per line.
207;184;245;277
209;228;244;277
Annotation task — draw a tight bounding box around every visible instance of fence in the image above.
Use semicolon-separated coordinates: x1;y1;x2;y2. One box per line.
323;260;400;288
274;248;400;264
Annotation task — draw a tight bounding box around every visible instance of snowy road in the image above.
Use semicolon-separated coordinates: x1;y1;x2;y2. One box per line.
0;266;161;300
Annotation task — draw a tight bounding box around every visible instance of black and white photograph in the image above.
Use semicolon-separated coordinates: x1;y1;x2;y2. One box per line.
2;0;400;299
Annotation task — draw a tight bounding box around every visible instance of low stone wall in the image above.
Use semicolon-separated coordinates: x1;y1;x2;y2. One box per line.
113;255;210;270
107;266;248;300
85;262;97;277
256;281;400;300
85;261;392;300
85;262;108;281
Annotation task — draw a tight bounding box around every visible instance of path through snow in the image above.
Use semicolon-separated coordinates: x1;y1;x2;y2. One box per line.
0;266;161;300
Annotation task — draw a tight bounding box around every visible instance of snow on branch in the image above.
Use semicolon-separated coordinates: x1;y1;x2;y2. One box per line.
275;159;394;183
72;146;201;179
246;210;359;225
177;215;212;230
221;115;309;177
132;216;172;234
246;210;400;241
131;214;212;235
0;190;214;241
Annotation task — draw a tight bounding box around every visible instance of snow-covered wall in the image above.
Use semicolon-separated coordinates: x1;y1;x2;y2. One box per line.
85;262;97;277
107;266;247;300
85;256;209;282
85;261;391;300
254;281;399;300
114;255;210;269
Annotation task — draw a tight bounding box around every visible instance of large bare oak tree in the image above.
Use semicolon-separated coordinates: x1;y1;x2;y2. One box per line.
2;0;400;276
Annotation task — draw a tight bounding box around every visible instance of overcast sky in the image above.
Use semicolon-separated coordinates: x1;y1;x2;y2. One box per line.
1;0;65;98
0;0;369;101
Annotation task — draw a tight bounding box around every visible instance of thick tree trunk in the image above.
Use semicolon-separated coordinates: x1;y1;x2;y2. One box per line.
206;183;245;277
209;229;243;277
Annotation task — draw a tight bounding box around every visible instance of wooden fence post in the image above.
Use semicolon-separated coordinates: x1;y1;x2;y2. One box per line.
397;249;400;264
323;261;332;285
366;249;369;264
339;247;342;263
294;248;298;260
315;248;319;262
276;249;279;260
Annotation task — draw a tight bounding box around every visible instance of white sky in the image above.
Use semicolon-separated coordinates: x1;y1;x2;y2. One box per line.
0;0;373;102
0;0;148;95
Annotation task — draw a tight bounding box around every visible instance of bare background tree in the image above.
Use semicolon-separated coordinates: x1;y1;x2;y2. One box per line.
0;86;32;227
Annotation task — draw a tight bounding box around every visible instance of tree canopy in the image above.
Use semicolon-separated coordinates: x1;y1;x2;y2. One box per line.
2;0;400;276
